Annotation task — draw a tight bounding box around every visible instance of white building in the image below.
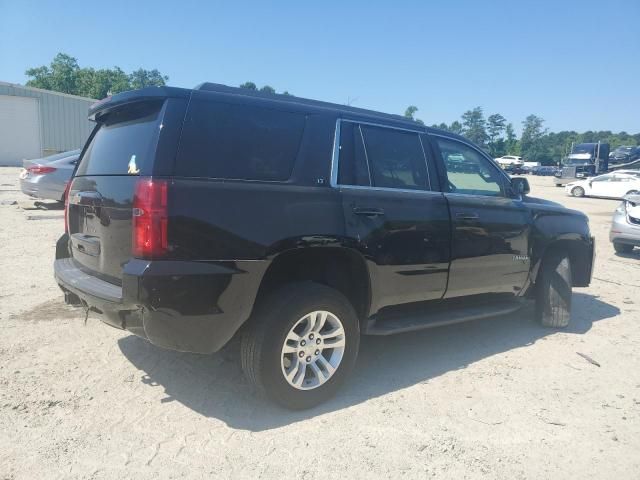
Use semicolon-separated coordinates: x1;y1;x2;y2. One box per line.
0;81;96;166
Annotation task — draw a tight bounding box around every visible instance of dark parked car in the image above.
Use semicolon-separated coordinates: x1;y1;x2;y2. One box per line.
54;84;595;409
610;146;640;165
532;166;558;176
503;164;526;175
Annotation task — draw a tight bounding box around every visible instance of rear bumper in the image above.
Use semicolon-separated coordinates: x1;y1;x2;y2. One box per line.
54;256;268;354
20;178;64;202
610;231;640;246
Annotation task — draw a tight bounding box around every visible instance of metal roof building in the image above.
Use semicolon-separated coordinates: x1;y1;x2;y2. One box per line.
0;82;96;166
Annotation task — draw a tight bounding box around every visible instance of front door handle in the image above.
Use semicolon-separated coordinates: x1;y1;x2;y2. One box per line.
353;206;385;217
456;212;479;221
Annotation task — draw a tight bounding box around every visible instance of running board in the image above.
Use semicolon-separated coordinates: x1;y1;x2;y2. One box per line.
364;300;525;336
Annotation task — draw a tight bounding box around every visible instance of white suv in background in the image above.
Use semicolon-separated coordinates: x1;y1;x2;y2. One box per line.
495;155;524;167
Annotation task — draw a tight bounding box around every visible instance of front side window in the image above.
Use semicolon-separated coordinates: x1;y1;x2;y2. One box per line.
436;137;505;196
176;101;306;181
360;125;428;190
592;174;613;182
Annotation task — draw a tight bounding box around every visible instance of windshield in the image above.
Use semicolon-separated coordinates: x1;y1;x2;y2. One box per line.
571;144;595;154
563;158;591;166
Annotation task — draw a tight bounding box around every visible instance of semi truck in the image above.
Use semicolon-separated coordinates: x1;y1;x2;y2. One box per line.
554;142;610;186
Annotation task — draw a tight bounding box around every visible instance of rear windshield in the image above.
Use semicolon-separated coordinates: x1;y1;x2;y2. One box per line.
75;101;163;176
175;100;306;181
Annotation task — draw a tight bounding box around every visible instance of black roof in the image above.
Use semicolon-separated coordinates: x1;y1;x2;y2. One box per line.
194;82;419;127
88;82;460;140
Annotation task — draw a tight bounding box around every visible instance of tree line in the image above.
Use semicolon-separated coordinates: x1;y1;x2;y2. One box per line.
25;53;168;100
404;105;639;165
24;54;638;166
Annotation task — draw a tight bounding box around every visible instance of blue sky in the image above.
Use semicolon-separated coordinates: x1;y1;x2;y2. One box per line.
1;0;639;133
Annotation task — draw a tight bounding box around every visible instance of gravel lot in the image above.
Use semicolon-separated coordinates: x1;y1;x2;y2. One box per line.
1;167;639;479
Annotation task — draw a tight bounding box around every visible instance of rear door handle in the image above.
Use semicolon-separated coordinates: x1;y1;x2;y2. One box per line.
353;206;385;217
456;212;479;221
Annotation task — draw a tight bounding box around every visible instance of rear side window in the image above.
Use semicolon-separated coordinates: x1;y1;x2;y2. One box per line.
76;101;163;176
176;101;306;181
360;125;429;190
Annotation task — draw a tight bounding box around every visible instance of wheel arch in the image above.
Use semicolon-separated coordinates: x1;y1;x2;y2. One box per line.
253;247;372;324
531;237;593;289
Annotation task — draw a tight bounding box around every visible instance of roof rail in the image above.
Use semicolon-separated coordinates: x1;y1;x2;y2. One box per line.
193;82;415;124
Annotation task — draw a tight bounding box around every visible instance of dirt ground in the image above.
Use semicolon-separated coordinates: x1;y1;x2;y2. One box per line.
1;168;639;479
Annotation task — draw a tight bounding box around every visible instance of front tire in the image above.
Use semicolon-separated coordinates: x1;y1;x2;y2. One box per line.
571;186;585;197
614;242;634;254
536;251;572;328
241;282;360;409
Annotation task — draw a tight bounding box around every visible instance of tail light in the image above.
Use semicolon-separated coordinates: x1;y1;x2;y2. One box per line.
63;181;71;233
132;178;169;258
27;165;57;174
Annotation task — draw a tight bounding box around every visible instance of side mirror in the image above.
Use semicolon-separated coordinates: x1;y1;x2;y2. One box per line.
511;177;530;196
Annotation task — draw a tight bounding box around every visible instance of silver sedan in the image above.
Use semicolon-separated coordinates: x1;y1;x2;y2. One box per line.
610;194;640;254
19;149;80;202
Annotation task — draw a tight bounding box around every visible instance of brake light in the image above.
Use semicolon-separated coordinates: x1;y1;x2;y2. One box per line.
27;165;56;174
132;178;169;258
63;181;71;233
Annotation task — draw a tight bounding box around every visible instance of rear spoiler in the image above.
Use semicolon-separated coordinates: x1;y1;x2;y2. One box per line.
88;86;191;121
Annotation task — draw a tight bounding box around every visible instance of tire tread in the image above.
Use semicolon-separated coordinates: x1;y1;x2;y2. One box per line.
537;251;572;328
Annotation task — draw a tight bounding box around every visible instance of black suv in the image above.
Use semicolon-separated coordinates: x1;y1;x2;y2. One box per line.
54;83;595;409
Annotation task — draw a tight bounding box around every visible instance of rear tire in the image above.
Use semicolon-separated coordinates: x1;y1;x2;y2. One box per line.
241;282;360;409
571;186;585;197
614;242;634;254
536;251;572;328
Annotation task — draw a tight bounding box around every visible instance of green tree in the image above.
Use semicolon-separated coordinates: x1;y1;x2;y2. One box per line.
77;67;130;99
25;52;169;99
239;81;257;90
449;121;463;135
520;114;548;163
129;68;168;90
487;113;507;157
260;85;276;94
403;105;424;125
404;106;418;119
461;107;488;147
26;53;79;94
504;123;519;154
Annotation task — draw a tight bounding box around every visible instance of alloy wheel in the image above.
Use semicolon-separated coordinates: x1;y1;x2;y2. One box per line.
280;310;346;390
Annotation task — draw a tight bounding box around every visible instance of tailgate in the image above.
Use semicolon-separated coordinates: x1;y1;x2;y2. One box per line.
68;100;164;283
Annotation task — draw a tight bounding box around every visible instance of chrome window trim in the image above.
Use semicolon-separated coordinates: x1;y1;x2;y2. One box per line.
346;118;425;134
329;119;341;187
330;118;433;191
357;124;373;186
337;184;444;196
417;134;433;191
